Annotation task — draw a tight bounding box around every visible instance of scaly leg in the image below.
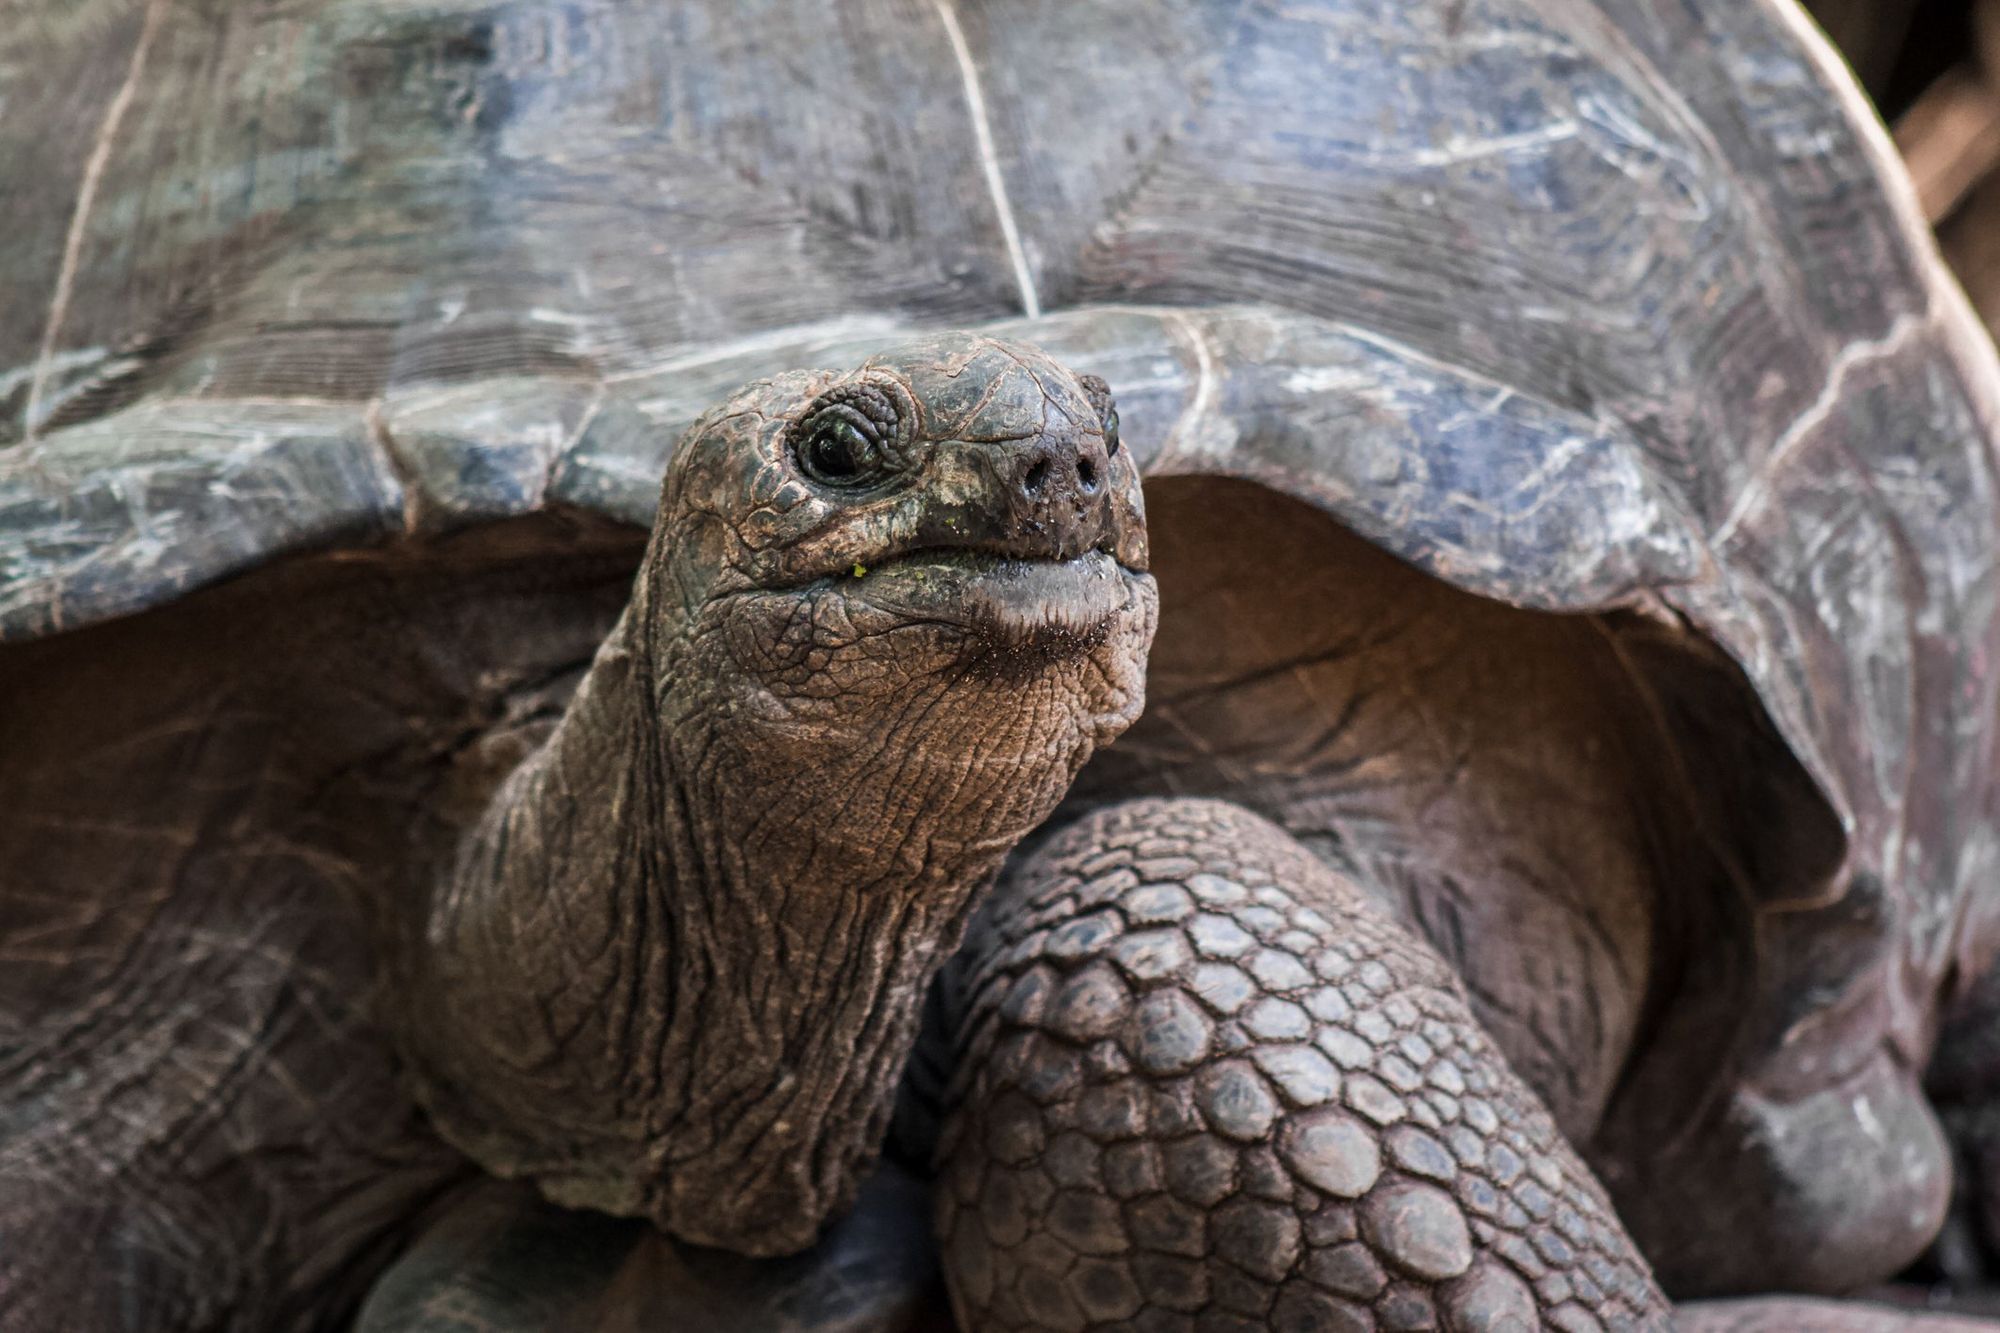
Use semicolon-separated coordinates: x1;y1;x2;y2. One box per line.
933;797;1669;1331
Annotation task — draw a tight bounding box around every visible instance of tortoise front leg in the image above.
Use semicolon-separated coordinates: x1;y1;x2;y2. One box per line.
933;797;1669;1331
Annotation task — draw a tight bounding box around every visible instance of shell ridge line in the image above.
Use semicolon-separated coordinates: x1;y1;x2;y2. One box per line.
1711;306;1933;546
23;0;171;442
1761;0;2000;454
929;0;1043;320
1160;309;1219;459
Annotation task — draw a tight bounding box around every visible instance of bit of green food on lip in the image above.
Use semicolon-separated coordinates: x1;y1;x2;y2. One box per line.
852;563;868;578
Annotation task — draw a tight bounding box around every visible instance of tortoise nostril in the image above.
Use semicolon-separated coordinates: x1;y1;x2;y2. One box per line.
983;436;1117;559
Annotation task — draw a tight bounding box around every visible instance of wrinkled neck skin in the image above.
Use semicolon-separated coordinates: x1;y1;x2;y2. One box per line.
406;507;1155;1255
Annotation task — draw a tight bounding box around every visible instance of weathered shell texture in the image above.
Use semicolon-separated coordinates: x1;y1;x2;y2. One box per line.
2;0;1998;1283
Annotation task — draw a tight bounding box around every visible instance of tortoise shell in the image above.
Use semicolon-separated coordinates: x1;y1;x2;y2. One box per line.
2;0;1997;1309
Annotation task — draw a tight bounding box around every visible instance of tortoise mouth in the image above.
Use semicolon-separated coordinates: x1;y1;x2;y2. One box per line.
843;521;1131;576
841;547;1144;648
857;534;1125;574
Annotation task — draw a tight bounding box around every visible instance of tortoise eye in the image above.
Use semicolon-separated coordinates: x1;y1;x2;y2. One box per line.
801;415;877;483
792;383;904;489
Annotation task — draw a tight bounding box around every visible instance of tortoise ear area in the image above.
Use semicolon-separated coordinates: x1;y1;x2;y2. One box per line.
1077;373;1121;454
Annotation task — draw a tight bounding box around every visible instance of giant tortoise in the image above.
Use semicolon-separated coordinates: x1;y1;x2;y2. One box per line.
4;0;2000;1329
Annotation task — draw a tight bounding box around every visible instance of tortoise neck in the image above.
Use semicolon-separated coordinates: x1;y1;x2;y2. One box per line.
401;600;1016;1255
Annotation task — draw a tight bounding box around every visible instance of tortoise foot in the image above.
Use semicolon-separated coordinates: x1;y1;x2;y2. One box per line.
1676;1296;2000;1331
934;797;1669;1331
1921;961;2000;1285
355;1163;949;1332
1615;1050;1950;1298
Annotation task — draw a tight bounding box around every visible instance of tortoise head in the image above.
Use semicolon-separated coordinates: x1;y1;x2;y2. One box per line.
635;332;1158;870
654;331;1150;662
